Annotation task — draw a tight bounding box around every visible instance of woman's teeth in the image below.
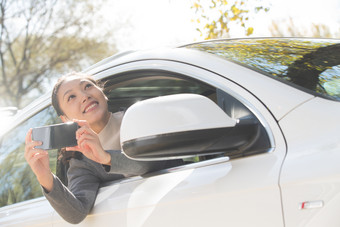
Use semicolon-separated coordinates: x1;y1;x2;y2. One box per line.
84;103;97;113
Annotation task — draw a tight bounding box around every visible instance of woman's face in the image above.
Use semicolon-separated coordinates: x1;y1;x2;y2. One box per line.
57;76;109;128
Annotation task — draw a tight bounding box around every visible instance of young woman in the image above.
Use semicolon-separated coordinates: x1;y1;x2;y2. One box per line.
24;72;182;224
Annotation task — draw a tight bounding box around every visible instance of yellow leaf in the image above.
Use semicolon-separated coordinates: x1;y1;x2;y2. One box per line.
246;27;254;36
193;3;201;9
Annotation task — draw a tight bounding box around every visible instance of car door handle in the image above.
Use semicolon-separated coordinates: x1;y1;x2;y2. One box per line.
299;200;324;210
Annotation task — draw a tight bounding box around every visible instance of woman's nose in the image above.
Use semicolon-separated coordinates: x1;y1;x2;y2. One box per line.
81;92;90;103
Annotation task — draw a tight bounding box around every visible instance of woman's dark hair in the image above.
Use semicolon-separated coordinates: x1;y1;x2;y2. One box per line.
52;72;103;164
51;72;102;116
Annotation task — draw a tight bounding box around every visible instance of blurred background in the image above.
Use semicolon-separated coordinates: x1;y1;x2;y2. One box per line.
0;0;339;110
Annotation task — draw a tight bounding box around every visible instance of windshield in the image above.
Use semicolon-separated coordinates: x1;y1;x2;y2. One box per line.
183;38;340;101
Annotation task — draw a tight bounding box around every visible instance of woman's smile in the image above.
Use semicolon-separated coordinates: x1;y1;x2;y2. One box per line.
83;101;99;114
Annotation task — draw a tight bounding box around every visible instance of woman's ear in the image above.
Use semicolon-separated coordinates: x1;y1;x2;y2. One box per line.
60;115;69;123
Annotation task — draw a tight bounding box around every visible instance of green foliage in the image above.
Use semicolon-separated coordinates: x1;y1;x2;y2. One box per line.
191;0;270;39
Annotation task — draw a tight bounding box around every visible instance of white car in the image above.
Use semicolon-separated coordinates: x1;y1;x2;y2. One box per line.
0;38;339;227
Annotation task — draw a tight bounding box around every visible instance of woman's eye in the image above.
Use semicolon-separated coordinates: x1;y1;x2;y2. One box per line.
68;95;75;102
85;83;93;89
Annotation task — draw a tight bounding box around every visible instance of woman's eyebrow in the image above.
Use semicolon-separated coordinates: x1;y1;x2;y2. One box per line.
62;80;89;100
63;89;72;101
79;80;88;85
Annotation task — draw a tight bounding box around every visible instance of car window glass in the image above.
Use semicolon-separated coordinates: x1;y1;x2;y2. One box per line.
0;106;61;207
104;73;216;113
183;38;340;101
321;65;340;100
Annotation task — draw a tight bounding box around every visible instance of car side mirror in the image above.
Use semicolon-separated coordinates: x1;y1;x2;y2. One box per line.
120;94;260;160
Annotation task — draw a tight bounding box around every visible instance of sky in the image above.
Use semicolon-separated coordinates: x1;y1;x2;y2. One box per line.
101;0;340;52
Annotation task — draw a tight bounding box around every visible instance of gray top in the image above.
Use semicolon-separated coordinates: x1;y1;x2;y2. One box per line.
43;112;182;224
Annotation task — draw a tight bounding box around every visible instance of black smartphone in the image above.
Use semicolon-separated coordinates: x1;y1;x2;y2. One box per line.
32;122;79;150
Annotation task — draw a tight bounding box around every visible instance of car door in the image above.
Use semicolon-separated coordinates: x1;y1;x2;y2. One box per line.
0;105;60;227
52;60;287;226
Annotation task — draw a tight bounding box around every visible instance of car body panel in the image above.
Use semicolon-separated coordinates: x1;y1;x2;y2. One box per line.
0;198;53;226
52;154;285;227
279;97;340;227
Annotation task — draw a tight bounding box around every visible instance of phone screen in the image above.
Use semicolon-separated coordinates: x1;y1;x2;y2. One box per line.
32;122;79;150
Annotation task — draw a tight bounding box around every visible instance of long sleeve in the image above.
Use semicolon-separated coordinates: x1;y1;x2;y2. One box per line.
43;158;101;224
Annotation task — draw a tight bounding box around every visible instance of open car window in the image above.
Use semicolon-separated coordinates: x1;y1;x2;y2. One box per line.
103;71;217;113
102;70;271;160
55;70;271;184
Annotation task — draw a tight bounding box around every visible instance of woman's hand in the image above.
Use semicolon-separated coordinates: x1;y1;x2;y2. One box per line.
25;129;53;192
66;120;111;165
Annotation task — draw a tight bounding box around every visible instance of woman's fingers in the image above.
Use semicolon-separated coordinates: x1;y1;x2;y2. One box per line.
72;119;88;126
29;150;48;162
65;133;96;153
25;128;33;144
25;128;49;165
73;119;89;133
74;132;107;163
25;130;41;158
75;124;94;140
65;145;80;151
25;128;44;150
65;126;95;152
63;120;107;164
24;129;52;190
25;146;45;160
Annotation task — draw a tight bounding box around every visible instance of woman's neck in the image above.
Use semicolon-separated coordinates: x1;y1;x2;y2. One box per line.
91;111;111;134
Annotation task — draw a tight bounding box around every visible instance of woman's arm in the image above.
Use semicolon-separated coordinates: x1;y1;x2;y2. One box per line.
43;158;100;224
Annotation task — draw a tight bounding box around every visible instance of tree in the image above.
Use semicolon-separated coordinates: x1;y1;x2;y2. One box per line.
270;18;340;38
0;0;116;108
191;0;269;39
287;43;340;92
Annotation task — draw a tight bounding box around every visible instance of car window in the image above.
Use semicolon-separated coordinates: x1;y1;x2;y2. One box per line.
103;72;216;113
102;70;270;160
0;106;61;207
48;70;270;185
321;65;340;100
183;38;340;101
